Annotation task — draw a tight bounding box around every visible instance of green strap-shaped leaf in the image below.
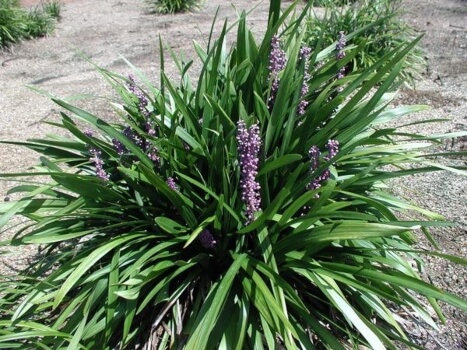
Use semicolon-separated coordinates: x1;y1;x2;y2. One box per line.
275;222;415;254
53;233;150;309
322;261;467;311
52;99;154;169
307;271;387;350
185;253;246;349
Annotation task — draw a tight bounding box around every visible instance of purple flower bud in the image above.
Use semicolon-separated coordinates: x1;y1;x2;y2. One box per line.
123;127;144;149
336;70;346;81
198;229;216;249
167;177;178;191
300;47;312;62
306;140;339;196
237;120;262;224
113;125;159;164
146;144;160;163
145;121;156;137
112;138;126;156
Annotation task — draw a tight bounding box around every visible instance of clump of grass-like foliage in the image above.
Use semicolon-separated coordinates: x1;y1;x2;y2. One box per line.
42;0;61;20
311;0;357;6
0;0;61;48
0;1;466;349
306;0;425;86
145;0;200;14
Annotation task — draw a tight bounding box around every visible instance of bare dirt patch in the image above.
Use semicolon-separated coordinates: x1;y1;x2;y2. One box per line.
1;0;467;348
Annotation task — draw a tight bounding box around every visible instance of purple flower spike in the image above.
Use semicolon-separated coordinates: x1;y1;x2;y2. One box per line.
269;35;288;77
198;229;216;249
306;140;339;195
89;147;110;181
336;31;347;92
268;35;288;106
298;46;312;116
307;146;321;192
308;146;320;171
112;138;126;156
325;139;339;161
128;74;150;118
237;120;262;224
336;31;346;60
83;130;109;181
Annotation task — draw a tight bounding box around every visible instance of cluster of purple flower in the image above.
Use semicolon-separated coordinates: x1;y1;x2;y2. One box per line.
268;35;288;107
111;75;160;163
113;132;160;163
336;31;346;60
84;130;110;181
166;177;178;191
298;46;312;116
128;74;150;119
198;229;217;249
336;31;347;92
89;147;110;181
268;35;313;117
112;138;126;157
83;75;163;182
307;139;339;196
237;120;262;224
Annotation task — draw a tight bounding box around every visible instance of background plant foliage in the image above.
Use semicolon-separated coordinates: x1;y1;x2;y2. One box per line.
1;1;466;349
305;0;425;86
0;0;61;48
145;0;200;14
311;0;357;6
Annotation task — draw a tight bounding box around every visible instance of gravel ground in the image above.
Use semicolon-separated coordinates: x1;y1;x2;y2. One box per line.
1;0;466;348
392;1;467;348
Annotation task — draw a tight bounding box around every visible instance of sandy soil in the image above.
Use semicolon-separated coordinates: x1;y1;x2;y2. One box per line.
1;0;467;348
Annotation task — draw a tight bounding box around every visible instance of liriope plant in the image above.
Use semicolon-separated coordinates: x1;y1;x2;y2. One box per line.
305;0;425;86
0;1;466;349
144;0;201;14
0;0;59;48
